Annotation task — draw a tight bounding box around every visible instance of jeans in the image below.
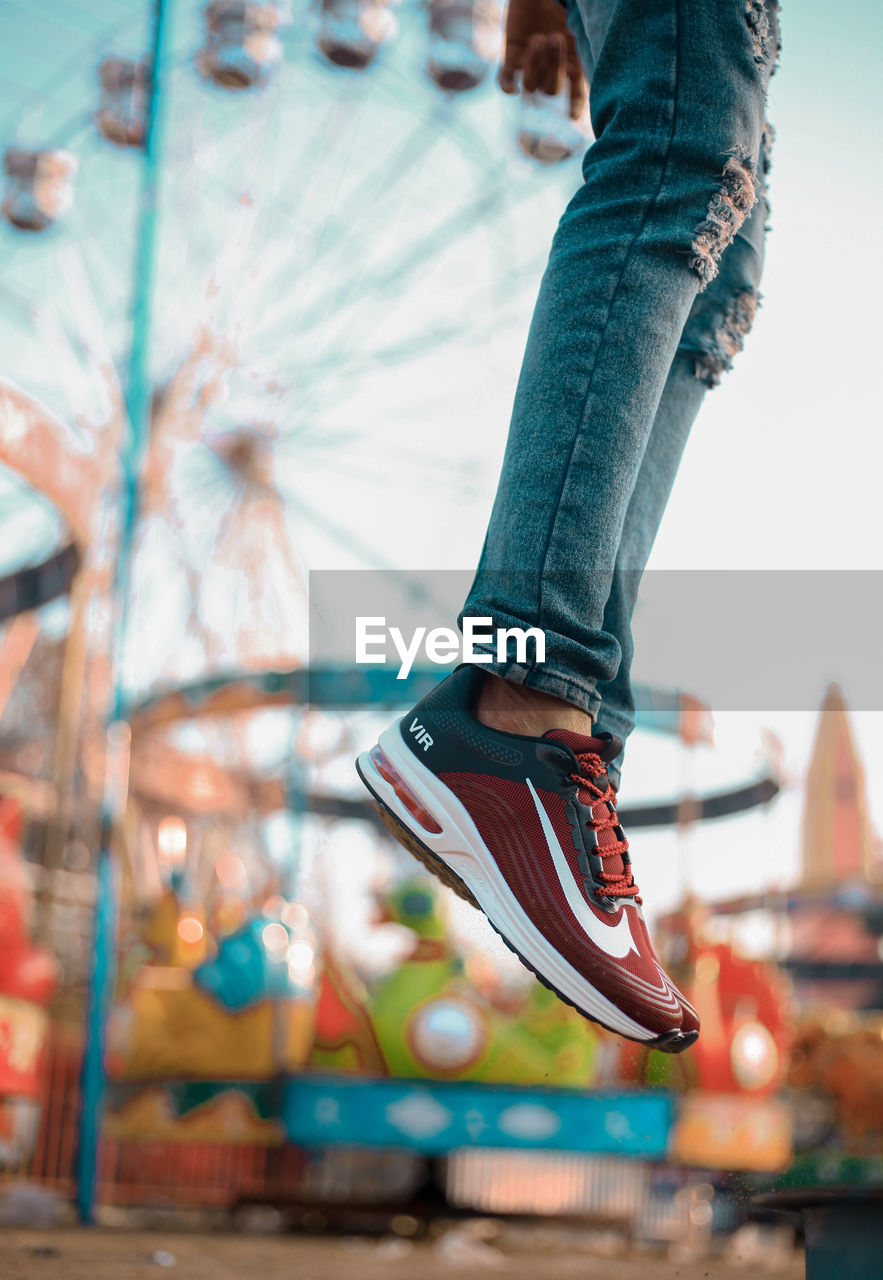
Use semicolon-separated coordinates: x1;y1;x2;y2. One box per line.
461;0;779;784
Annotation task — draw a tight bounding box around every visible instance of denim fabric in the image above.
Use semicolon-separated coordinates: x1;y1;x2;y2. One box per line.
461;0;779;783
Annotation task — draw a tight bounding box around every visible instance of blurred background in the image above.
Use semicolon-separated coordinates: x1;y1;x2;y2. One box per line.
0;0;881;1275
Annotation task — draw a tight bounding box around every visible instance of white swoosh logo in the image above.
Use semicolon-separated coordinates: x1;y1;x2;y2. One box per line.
526;779;638;961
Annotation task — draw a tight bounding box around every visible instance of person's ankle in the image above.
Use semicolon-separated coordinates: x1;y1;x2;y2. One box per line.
474;672;594;738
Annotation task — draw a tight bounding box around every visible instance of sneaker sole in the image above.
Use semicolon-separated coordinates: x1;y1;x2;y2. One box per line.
357;722;696;1054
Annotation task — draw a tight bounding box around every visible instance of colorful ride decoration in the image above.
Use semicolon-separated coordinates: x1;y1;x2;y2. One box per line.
1;148;77;233
788;1018;883;1152
199;1;285;90
105;887;315;1142
685;932;791;1097
96;58;150;149
0;797;58;1150
425;0;502;93
614;685;883;1174
613;900;794;1172
623;899;792;1097
309;875;599;1087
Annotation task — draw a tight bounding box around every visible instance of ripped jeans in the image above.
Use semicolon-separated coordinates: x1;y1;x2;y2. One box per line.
461;0;779;783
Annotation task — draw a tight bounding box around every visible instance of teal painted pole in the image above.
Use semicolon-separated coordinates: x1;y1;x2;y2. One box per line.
75;0;174;1223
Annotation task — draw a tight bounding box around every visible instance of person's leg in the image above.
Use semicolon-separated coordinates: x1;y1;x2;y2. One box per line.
462;0;778;725
589;358;708;783
595;181;771;788
357;0;778;1049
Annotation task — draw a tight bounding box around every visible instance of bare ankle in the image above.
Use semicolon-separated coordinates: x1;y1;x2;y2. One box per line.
474;672;594;738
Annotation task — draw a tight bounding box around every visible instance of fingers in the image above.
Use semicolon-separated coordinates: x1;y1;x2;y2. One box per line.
497;24;527;95
565;31;588;118
498;0;531;96
498;0;589;120
568;66;588;119
522;31;566;97
497;62;520;94
545;32;567;97
521;33;543;94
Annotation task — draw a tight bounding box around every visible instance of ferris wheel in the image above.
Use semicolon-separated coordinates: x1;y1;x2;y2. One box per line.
0;0;584;619
0;0;594;950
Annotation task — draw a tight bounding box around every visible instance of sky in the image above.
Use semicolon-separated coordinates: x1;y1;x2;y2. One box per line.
626;0;883;917
1;0;882;927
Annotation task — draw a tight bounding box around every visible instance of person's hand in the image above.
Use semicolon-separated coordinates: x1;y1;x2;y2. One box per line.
497;0;587;121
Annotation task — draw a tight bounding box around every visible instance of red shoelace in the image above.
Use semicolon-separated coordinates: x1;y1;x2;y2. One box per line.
570;751;639;902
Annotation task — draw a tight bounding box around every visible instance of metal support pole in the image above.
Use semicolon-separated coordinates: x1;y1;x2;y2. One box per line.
74;0;174;1223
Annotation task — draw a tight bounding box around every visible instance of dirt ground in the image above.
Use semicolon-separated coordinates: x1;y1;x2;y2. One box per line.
0;1228;805;1280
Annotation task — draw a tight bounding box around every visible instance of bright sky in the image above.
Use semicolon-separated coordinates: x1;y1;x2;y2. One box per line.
628;0;883;917
1;0;882;926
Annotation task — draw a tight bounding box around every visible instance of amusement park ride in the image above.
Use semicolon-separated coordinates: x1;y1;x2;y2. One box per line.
6;0;877;1248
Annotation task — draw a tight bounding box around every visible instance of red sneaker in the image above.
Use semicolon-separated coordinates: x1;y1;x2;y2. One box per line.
356;666;698;1051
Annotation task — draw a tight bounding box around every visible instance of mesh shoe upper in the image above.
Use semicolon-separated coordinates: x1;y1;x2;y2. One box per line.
438;766;683;1036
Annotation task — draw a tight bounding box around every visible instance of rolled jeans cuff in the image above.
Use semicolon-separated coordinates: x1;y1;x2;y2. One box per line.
467;651;602;721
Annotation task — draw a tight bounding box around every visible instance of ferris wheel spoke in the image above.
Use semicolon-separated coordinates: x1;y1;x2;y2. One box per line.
56;247;126;420
261;100;453;309
230;65;499;349
0;1;137;139
261;179;512;380
147;54;547;425
8;297;106;436
0;299;100;439
213;93;384;345
243;273;529;399
161;145;272;342
279;444;488;506
311;233;550;383
282;480;405;576
272;404;490;488
316;285;522;373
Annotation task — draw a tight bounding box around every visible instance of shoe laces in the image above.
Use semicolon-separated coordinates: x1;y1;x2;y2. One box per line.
570;750;639;902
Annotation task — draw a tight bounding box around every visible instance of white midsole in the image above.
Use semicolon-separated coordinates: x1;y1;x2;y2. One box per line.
358;719;658;1041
